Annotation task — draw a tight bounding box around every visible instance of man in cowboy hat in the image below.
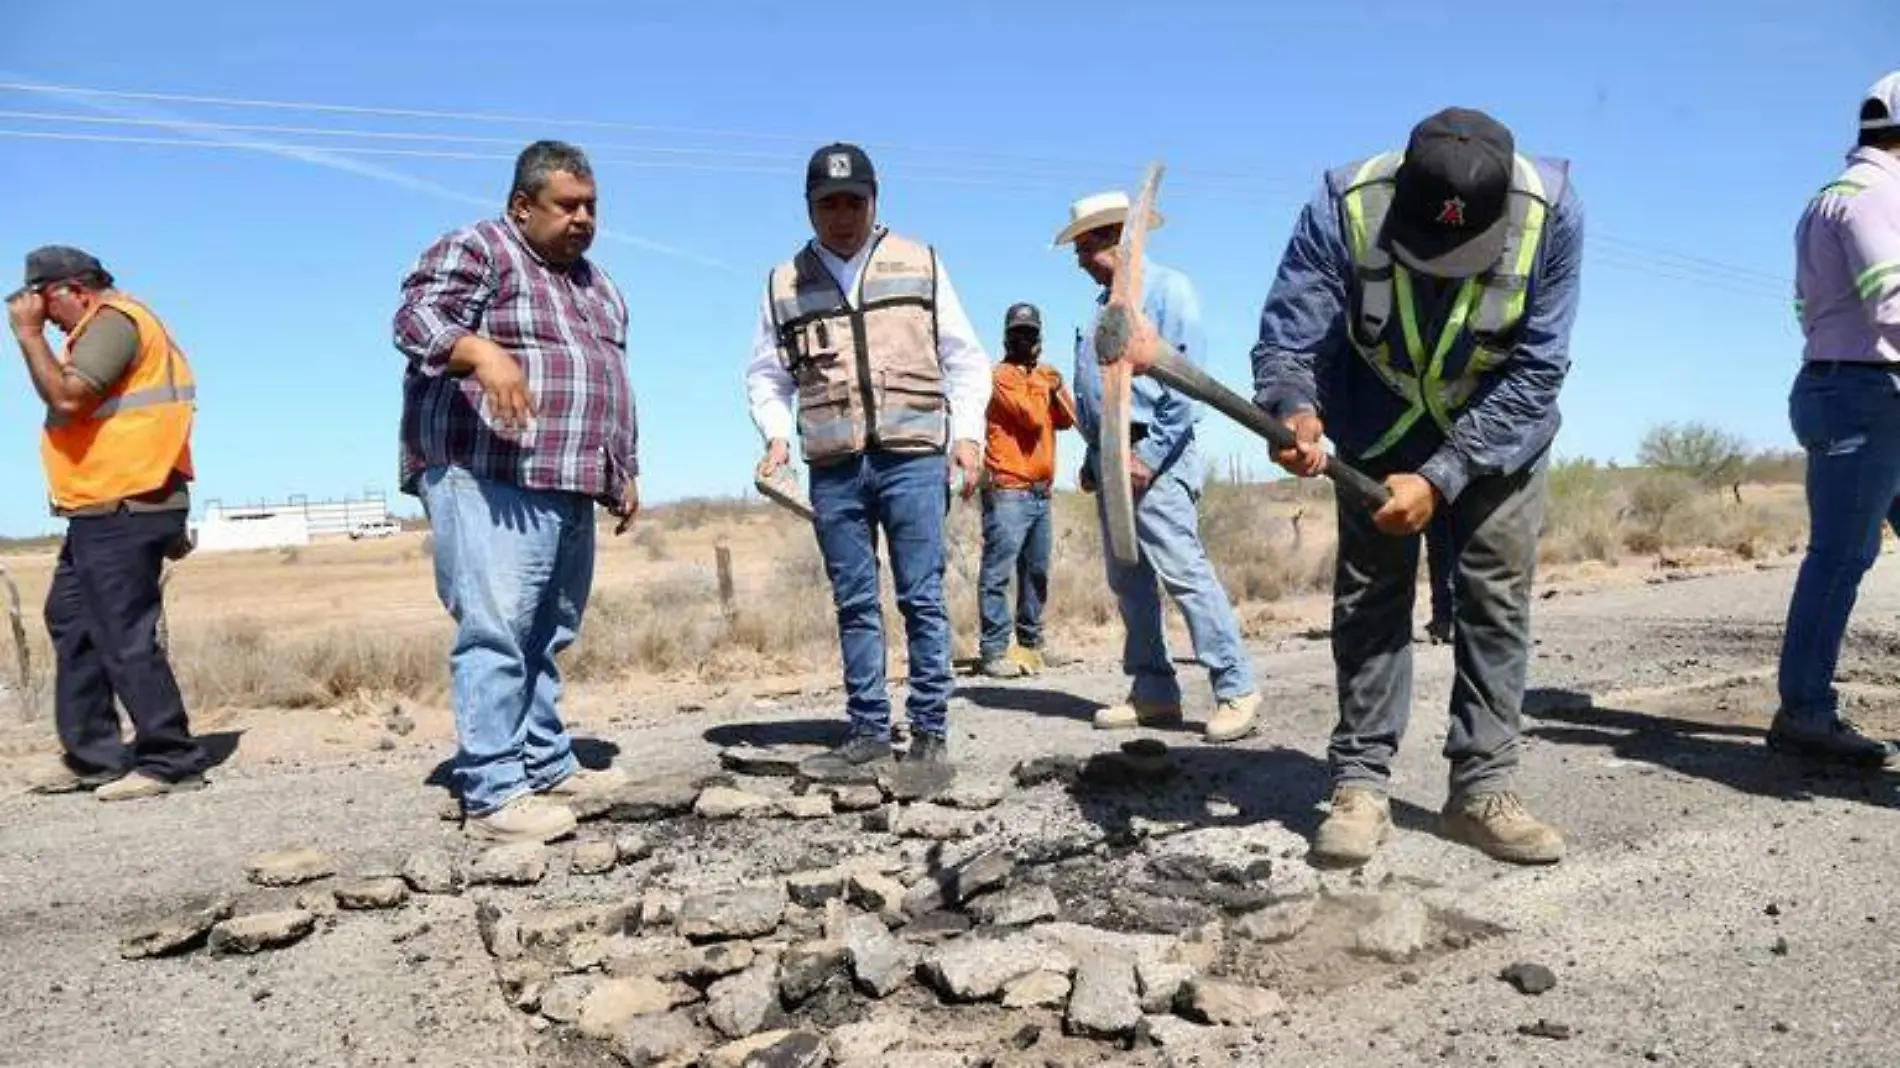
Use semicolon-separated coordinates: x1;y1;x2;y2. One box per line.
747;142;991;782
1058;191;1262;744
1253;107;1583;868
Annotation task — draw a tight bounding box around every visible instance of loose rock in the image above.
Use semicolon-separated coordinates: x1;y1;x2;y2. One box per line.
824;784;884;812
1519;1019;1574;1041
538;975;592;1023
577;976;699;1041
1501;962;1558;996
845;871;906;920
334;877;408;911
1136;958;1197;1015
120;893;234;960
902;848;1014;917
1012;755;1081;788
571;840;619;876
1232;898;1316;944
1065;948;1141;1038
904;911;974;944
939;777;1005;810
830;1018;907;1064
779;940;851;1006
245;848;336;888
1353;894;1430;963
494;958;552;1012
296;888;338;918
1181;979;1287;1026
787;868;848;908
842;913;914;997
401;848;463;895
969;884;1060;928
609;775;702;822
894;804;977;841
777;794;834;820
696;786;777;820
520;902;635;951
707;1029;828;1068
616;1009;707;1067
468;842;548;887
208;909;317;955
921;932;1074;1002
476;901;522;960
679;886;787;942
1002;970;1072;1009
707;959;786;1039
616;834;655;864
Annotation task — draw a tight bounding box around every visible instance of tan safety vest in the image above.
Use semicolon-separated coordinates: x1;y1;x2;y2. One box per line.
768;230;946;464
1339;151;1559;458
40;296;196;511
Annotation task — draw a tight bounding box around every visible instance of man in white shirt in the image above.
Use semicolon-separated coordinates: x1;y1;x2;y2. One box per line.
746;142;991;781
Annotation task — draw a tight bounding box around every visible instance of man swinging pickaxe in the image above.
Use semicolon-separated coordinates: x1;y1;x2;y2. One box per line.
1091;162;1391;573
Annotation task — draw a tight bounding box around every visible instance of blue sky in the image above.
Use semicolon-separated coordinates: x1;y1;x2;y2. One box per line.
2;0;1893;536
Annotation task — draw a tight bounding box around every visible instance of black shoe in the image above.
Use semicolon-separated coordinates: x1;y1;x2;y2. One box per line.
906;733;950;766
798;735;894;783
1425;619;1454;645
1766;713;1896;768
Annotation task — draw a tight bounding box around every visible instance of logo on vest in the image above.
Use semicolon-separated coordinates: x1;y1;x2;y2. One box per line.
827;153;852;179
1436;197;1467;227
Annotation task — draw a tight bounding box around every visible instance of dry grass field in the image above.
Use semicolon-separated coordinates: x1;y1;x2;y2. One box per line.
0;464;1812;741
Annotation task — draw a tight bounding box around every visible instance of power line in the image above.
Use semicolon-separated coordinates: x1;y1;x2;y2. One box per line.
0;81;1797;287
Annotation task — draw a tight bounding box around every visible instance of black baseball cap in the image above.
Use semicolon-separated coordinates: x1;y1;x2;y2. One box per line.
806;142;877;202
1004;302;1041;332
12;244;109;299
1381;108;1515;279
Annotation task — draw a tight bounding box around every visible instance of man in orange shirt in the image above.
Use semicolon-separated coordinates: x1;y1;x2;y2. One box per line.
978;303;1077;677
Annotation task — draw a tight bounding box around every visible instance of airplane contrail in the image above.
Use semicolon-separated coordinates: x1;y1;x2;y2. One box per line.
0;75;737;273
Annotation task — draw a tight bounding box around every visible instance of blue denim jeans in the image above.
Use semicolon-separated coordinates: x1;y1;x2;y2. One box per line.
978;488;1053;660
1096;448;1256;704
419;466;590;816
1777;364;1900;723
810;452;954;741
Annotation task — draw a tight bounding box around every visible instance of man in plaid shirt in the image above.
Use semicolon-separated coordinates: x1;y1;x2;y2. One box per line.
394;140;638;844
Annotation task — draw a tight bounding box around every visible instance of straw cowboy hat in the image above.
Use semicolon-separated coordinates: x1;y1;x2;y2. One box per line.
1050;190;1165;248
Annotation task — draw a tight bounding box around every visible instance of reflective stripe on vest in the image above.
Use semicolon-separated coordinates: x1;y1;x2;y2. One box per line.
45;383;198;428
1341;152;1550;458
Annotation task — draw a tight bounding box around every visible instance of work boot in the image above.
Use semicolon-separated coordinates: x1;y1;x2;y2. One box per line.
1006;645;1044;674
465;793;578;845
1205;692;1262;744
27;760;124;795
798;735;895;783
1441;791;1565;865
542;766;629;802
905;733;950;767
1312;787;1393;867
1765;712;1895;768
1093;699;1185;731
95;771;206;803
978;655;1027;679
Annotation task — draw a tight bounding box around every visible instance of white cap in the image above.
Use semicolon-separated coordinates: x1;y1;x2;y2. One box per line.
1051;190;1164;248
1862;70;1900;135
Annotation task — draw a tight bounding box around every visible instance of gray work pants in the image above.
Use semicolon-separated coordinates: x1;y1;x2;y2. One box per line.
1329;449;1549;795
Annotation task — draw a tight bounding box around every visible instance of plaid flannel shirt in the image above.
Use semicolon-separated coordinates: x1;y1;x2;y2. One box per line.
393;217;636;512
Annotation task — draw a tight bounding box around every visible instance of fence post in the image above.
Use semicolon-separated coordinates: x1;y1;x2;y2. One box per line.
715;544;737;622
0;562;31;715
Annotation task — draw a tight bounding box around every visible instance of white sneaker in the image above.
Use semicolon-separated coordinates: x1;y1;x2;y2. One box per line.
465;794;578;844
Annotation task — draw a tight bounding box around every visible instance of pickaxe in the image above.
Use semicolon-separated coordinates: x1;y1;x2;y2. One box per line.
1093;161;1393;567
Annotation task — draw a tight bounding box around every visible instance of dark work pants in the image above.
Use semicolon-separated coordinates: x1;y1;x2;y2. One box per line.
1425;510;1456;628
1329;449;1549;795
44;510;204;781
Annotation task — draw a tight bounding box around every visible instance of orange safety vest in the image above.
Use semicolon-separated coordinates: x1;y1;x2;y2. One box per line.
39;296;196;511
